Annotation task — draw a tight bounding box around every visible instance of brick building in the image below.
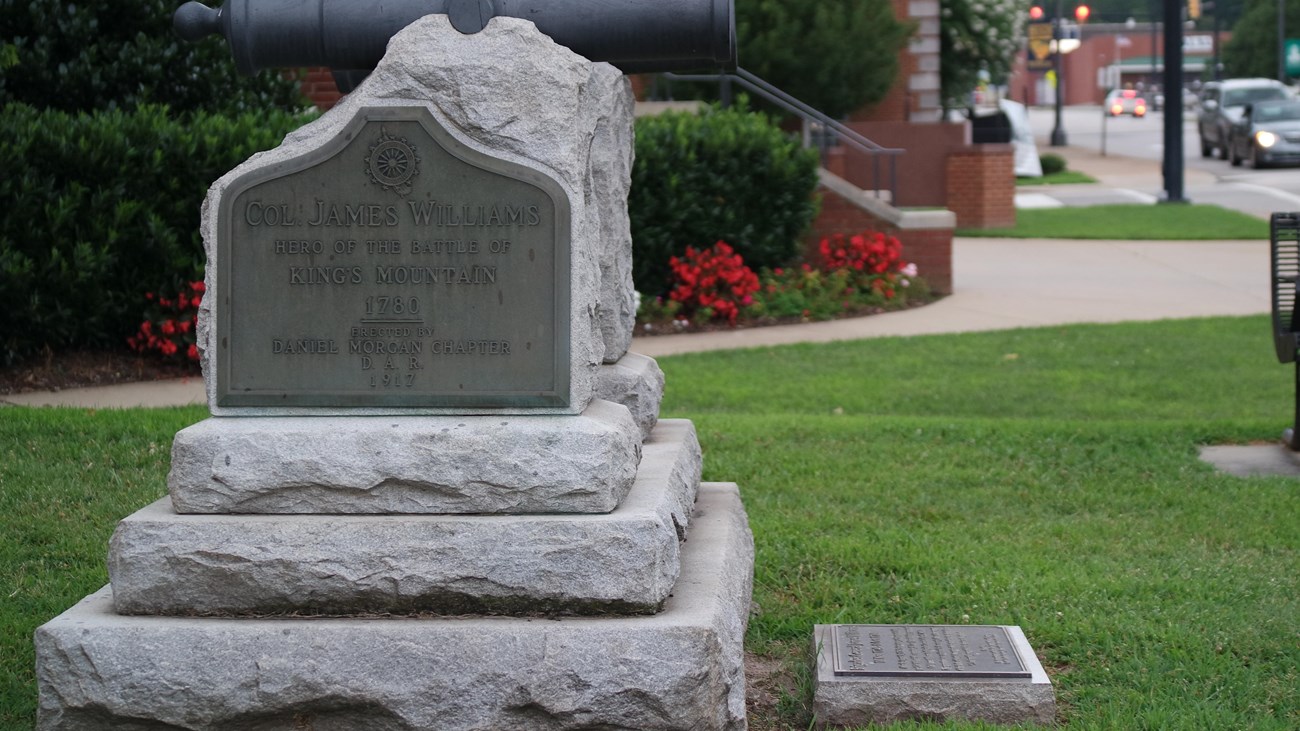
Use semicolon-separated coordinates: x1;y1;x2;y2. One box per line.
1007;23;1223;108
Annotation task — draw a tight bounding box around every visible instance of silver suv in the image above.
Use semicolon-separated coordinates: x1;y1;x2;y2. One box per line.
1199;79;1290;159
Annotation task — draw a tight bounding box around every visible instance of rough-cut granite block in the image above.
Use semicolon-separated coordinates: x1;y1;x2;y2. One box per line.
113;421;701;616
595;352;665;441
169;398;641;514
587;65;636;364
198;16;636;415
812;625;1055;727
38;483;753;731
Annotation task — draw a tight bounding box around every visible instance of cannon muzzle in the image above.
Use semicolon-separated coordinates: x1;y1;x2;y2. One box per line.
174;0;735;79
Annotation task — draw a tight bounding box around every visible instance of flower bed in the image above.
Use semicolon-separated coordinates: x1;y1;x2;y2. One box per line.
127;282;204;363
638;230;933;335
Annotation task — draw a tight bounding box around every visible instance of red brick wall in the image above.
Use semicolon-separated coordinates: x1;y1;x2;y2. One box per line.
301;68;343;110
900;228;953;295
945;145;1015;229
843;121;969;208
805;185;953;294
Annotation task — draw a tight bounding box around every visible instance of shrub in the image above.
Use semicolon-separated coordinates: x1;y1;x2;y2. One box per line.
0;103;312;364
1039;153;1067;175
631;105;820;297
667;242;761;324
0;0;303;114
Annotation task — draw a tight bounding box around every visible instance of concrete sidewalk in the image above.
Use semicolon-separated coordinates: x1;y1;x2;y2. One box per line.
2;236;1269;409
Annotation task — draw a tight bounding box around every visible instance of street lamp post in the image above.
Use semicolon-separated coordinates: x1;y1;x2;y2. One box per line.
1050;0;1067;146
1050;2;1089;146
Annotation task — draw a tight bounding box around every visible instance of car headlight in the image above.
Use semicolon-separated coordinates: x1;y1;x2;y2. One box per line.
1257;130;1278;148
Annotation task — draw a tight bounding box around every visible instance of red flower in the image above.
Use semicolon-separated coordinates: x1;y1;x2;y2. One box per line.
666;241;759;325
128;284;205;364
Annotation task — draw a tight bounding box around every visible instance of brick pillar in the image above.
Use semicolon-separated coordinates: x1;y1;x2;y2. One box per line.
945;144;1015;229
853;0;943;123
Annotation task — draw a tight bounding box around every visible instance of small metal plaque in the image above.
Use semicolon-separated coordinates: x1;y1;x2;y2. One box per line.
216;107;570;409
829;625;1030;678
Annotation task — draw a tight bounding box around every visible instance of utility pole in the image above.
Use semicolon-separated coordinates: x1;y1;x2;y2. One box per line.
1162;0;1187;203
1280;0;1288;82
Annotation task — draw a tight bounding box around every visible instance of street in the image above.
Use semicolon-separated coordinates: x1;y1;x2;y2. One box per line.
1023;104;1300;218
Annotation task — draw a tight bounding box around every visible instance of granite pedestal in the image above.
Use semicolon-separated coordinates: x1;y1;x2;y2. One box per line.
38;484;753;731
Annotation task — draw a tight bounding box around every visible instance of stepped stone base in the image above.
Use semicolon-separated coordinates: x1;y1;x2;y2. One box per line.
812;625;1055;727
169;398;640;514
110;421;701;616
37;483;753;731
596;352;665;440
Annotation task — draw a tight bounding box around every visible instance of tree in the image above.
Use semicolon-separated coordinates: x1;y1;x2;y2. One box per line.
0;0;302;114
1223;0;1300;79
940;0;1028;111
737;0;912;119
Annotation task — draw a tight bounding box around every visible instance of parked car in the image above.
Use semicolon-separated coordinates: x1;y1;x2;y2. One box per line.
1104;88;1146;117
1198;78;1290;159
1228;99;1300;168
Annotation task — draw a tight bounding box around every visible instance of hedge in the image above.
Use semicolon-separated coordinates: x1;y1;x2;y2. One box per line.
0;0;303;114
0;104;312;364
2;102;822;363
630;105;821;297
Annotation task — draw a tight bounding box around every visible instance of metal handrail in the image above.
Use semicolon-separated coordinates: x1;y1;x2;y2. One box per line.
661;67;902;201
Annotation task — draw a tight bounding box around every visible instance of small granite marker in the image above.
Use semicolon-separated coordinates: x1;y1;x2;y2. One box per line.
813;624;1055;726
35;13;753;730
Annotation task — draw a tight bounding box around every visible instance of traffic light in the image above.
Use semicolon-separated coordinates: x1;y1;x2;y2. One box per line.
1074;4;1091;23
1188;0;1201;19
1029;5;1044;20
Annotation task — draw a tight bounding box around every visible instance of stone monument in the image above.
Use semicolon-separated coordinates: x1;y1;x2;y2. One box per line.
34;16;753;730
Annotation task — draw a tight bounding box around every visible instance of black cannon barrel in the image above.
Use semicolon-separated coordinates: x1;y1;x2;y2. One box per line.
174;0;735;76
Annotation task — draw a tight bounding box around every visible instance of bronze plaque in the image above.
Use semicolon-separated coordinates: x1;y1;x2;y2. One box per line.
215;107;571;408
829;625;1030;678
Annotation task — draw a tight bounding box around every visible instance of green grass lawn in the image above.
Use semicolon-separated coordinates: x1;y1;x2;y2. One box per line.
3;316;1299;728
1017;170;1098;186
958;203;1269;240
